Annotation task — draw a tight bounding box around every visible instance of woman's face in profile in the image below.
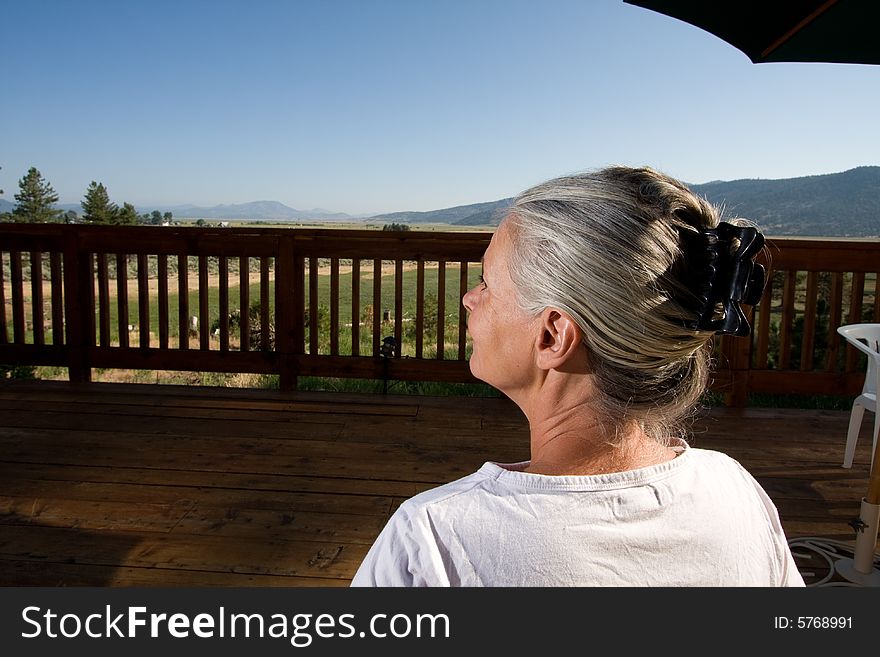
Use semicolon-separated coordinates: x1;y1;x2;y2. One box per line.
462;219;539;396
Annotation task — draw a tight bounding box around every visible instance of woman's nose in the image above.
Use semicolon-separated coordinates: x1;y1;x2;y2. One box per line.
462;286;477;312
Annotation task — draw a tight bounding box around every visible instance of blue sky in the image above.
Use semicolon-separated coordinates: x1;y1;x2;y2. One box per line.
2;0;879;215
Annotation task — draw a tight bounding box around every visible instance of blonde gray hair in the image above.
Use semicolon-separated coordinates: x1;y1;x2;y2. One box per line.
506;166;741;444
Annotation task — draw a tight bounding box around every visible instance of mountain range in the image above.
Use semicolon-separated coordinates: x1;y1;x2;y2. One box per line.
368;166;880;237
2;167;878;236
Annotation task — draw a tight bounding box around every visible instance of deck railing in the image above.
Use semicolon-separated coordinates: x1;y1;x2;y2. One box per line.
1;224;877;404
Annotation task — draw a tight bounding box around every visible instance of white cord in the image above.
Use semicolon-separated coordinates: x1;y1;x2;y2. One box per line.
787;536;880;587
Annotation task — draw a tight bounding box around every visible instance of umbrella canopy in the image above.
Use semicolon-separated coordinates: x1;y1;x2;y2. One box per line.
624;0;880;64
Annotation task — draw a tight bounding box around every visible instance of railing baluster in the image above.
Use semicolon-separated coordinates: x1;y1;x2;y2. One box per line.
260;256;270;351
138;253;150;349
199;255;209;350
240;255;250;351
10;251;24;344
330;257;339;355
372;258;381;356
755;273;772;368
158;254;169;349
97;254;110;346
873;272;880;322
800;271;819;371
394;259;403;357
116;254;129;349
778;270;796;370
416;260;425;359
846;272;866;372
458;260;468;360
178;254;189;350
293;253;305;357
351;258;360;356
49;251;63;345
0;252;7;344
309;256;319;355
825;272;844;371
219;255;229;351
436;261;446;360
276;237;297;390
30;252;44;346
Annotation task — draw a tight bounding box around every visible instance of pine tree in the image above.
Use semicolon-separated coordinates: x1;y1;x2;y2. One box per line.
115;202;139;225
81;181;117;224
13;167;62;223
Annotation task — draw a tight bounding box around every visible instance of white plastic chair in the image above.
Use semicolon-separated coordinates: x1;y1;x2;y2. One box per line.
837;323;880;469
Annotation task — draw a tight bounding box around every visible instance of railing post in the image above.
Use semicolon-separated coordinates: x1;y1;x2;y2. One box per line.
63;228;92;383
275;235;298;391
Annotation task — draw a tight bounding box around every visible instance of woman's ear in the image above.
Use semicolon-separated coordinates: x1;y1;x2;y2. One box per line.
534;309;584;371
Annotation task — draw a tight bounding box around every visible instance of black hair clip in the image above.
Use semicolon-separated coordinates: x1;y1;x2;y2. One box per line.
682;222;766;337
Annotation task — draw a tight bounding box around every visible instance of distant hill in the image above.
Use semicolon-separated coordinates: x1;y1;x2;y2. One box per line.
153;201;354;221
369;167;880;237
369;198;513;226
690;166;880;237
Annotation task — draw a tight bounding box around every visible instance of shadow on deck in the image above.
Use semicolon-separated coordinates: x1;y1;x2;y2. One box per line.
0;380;876;586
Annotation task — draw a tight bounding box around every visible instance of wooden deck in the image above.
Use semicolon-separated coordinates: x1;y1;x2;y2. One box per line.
0;380;876;587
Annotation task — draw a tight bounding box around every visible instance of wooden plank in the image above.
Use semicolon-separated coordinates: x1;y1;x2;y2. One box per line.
330;257;339;355
260;255;270;351
778;270;796;370
30;251;44;345
275;236;296;391
97;253;110;346
0;252;6;344
846;272;865;372
372;258;381;356
199;254;209;349
10;251;24;343
240;255;250;351
86;346;277;373
0;561;346;587
351;258;360;356
292;254;305;356
116;253;129;348
874;272;880;322
824;272;843;372
416;259;425;358
755;271;772;368
219;255;229;351
178;254;189;350
0;477;397;516
0;524;368;580
309;256;318;355
138;253;150;348
459;260;468;359
158;254;169;349
0;494;193;533
800;271;819;371
437;260;446;359
1;461;429;500
62;235;90;382
394;259;403;356
49;251;63;345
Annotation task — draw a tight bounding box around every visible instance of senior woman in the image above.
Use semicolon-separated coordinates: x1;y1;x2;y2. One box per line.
351;166;804;587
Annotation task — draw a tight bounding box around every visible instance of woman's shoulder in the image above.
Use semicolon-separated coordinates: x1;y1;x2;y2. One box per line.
396;464;502;514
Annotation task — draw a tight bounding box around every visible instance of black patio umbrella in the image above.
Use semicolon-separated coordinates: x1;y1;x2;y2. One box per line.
624;0;880;65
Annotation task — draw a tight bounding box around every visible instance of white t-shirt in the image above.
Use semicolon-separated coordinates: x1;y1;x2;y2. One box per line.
351;440;804;587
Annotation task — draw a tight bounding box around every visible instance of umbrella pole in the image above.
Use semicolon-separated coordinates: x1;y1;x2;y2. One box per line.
834;440;880;586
